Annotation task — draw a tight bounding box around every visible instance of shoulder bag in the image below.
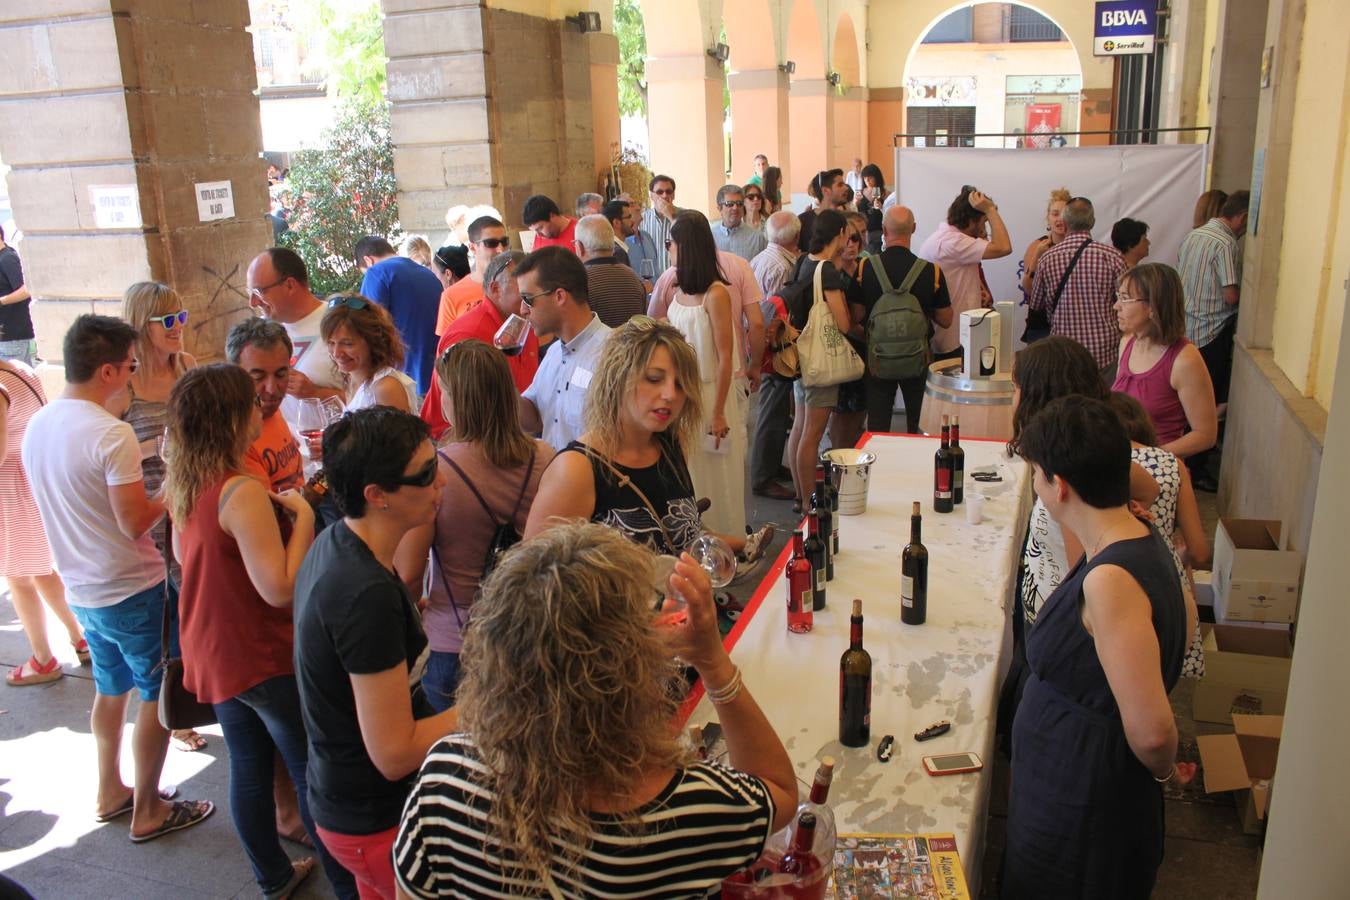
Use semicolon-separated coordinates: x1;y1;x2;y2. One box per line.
797;259;864;387
157;513;217;730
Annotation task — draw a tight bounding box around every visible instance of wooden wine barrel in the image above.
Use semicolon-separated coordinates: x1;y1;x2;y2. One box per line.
918;358;1015;441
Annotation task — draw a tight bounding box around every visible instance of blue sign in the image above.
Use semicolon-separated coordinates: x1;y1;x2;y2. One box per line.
1093;0;1157;56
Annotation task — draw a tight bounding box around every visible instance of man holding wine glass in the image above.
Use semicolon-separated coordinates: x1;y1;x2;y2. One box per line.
420;252;539;441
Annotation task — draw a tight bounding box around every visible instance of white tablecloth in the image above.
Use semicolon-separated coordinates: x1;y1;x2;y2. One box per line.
686;433;1031;882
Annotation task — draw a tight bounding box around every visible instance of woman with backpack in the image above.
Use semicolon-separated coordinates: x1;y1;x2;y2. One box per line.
394;339;554;711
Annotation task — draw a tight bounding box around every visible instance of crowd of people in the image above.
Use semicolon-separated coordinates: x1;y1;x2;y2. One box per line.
0;152;1250;899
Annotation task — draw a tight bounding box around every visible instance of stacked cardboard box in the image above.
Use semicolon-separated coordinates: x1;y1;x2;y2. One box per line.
1211;519;1303;624
1197;715;1283;834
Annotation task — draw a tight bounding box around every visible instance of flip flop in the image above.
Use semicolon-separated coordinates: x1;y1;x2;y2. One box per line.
264;856;316;900
95;785;180;823
170;729;208;752
129;799;215;844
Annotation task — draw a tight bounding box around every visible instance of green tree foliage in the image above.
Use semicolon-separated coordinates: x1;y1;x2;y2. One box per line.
614;0;648;118
280;102;401;297
261;0;386;107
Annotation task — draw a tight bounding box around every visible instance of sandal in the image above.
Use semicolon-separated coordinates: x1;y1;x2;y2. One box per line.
170;729;208;752
95;785;180;823
278;822;315;848
264;856;316;900
73;638;91;665
6;655;62;687
129;798;215;843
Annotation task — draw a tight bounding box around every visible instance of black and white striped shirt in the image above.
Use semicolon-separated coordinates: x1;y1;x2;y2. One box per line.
394;734;776;898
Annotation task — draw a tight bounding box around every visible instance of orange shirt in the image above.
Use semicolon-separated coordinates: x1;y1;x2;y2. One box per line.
435;277;485;336
243;412;304;493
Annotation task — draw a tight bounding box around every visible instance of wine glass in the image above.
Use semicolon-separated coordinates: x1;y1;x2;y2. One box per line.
493;314;530;357
651;554;687;627
688;533;737;589
320;395;345;422
297;398;328;470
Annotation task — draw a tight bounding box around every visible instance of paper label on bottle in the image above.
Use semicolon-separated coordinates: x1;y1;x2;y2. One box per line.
815;569;825;592
902;575;914;607
800;589;812;616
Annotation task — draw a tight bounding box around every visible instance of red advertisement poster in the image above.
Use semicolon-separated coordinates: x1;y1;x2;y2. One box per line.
1025;103;1062;149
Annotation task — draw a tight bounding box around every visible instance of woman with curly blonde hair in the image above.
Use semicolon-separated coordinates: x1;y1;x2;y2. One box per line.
1020;186;1073;298
393;522;797;897
320;295;418;412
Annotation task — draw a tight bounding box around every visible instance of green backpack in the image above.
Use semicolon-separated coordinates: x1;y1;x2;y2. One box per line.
865;254;930;380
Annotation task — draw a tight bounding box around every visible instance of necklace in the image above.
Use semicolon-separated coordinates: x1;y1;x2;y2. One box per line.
1088;519;1130;557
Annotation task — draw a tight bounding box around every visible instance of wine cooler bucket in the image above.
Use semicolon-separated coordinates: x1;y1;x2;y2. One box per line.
823;448;876;516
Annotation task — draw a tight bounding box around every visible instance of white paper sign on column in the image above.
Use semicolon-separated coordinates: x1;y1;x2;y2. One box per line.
194;180;235;222
89;184;143;229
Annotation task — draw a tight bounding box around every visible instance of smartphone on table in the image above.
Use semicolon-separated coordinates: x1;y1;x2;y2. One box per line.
922;751;983;776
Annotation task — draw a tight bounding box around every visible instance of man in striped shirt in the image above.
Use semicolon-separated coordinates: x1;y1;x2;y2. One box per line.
640;174;682;273
1029;197;1126;380
1177;190;1248;411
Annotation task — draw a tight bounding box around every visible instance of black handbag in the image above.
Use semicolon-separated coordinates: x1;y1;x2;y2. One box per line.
156;513;217;730
1023;238;1092;344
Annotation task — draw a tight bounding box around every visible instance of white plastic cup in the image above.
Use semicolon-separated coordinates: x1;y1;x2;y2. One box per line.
966;492;985;525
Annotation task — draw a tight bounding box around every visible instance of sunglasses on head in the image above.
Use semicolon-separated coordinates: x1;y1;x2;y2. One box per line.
153;310;189;329
385;457;439;489
328;296;370;311
476;237;509;249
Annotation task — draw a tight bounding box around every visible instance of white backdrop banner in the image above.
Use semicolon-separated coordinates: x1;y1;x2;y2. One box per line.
894;144;1207;340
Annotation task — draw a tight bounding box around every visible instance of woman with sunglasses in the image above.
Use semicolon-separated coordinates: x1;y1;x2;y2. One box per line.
293;406;458;899
742;184;768;232
393;340;554;712
828;213;872;452
165;364;355;900
119;281;208;753
320;294;419;414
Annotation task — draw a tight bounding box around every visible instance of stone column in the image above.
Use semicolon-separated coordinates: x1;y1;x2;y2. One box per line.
1209;0;1271;191
790;79;836;200
0;0;270;362
729;68;791;191
588;31;622;181
382;0;601;236
645;53;726;215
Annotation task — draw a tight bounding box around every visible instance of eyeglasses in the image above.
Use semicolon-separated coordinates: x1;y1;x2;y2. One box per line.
519;286;557;308
153;310;189;329
475;237;509;249
1115;291;1148;304
328;296;370;311
721;200;744;208
249;277;289;300
664;239;674;250
744;194;762;201
652;188;674;196
387;457;439;489
116;358;139;374
847;234;863;245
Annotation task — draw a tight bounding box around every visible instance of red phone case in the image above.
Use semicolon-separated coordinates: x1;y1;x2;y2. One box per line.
922;752;983;776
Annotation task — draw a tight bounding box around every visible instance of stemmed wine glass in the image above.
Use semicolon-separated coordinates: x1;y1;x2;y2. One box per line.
653;533;738;627
493;314;531;357
297;397;341;474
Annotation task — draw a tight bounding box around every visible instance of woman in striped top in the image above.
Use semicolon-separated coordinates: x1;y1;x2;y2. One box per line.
394;523;798;899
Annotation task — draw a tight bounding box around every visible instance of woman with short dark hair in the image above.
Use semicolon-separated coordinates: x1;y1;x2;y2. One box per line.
1111;218;1151;268
292;406;457;899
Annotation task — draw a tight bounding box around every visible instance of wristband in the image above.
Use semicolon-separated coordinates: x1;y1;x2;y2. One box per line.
1152;763;1177;784
706;665;744;705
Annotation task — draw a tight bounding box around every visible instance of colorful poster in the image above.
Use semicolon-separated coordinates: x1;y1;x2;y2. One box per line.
830;833;971;899
1025;104;1062;149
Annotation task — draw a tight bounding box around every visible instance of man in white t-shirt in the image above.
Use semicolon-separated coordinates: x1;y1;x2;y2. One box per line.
22;315;214;842
916;186;1011;358
246;247;346;422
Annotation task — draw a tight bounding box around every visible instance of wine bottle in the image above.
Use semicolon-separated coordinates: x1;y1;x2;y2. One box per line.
951;415;965;506
807;756;835;806
786;530;813;633
902;502;928;625
811;467;835;579
776;811;825;893
804;511;827;611
934;415;954;513
822;459;840;558
839;599;872;747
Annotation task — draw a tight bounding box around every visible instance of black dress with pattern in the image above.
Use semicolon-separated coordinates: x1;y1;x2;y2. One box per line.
1003;529;1186;900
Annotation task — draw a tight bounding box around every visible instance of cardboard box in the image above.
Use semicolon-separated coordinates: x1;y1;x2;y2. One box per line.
1210;519;1303;624
1197;714;1283;834
1192;623;1292;725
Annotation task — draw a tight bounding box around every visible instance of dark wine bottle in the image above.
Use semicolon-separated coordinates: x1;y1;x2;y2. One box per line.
902;501;928;625
822;459;840;558
805;510;827;611
786;530;813;633
951;415;965;505
810;466;835;578
775;811;824;895
934;415;954;513
839;599;872;747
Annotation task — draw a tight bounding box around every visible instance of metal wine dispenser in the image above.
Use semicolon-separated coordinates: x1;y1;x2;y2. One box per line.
960;308;1002;378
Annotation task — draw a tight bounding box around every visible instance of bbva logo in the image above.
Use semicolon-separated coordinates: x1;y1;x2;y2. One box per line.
1101;8;1149;27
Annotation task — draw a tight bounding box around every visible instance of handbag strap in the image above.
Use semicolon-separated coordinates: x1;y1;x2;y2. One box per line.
0;367;44;407
437;449;536;527
1049;238;1093;313
159;512;175;667
574;443;678;552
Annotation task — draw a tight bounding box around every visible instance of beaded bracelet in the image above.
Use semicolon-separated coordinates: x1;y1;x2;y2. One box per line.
707;666;744;705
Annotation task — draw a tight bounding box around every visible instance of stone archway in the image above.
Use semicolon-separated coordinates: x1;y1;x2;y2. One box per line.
786;0;830;202
725;0;789;188
831;13;866;172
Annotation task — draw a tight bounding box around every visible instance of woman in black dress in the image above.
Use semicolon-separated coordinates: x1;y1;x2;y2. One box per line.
1003;396;1193;900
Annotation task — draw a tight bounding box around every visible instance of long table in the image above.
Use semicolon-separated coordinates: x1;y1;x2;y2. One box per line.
683;432;1031;884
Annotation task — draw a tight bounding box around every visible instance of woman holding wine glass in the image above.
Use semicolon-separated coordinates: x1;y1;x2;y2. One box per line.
393;522;797;897
319;295;418;413
119;281;208;754
393;339;554;711
524;317;769;569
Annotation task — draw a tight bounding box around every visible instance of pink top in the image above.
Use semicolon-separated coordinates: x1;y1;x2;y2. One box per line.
1112;337;1190;445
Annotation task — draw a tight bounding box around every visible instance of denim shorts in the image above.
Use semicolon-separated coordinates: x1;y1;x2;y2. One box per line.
72;581;176;700
793;378;840;409
0;338;37;366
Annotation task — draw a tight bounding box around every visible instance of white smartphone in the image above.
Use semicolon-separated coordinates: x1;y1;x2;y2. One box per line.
922;751;984;776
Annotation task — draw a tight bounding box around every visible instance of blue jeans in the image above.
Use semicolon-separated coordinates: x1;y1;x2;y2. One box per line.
421;650;461;713
213;674;357;899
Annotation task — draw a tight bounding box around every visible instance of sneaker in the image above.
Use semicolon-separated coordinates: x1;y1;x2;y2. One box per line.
741;524;775;565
